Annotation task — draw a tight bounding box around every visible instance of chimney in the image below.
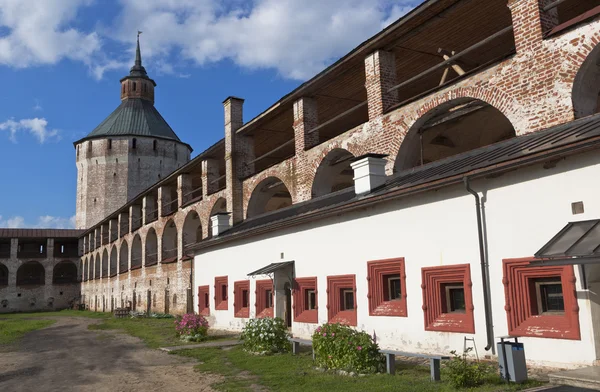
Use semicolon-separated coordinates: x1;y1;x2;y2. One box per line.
350;154;388;195
211;213;231;237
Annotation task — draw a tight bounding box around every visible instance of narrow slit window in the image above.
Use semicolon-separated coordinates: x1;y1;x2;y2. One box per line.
305;289;316;310
265;289;273;308
341;288;354;311
242;290;249;308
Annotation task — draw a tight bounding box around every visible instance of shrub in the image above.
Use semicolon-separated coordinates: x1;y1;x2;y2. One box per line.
240;317;290;354
312;323;385;374
446;348;493;388
174;314;209;342
149;312;174;319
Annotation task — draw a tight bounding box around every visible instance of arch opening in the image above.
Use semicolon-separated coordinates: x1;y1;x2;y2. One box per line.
53;261;78;284
145;229;158;266
131;235;142;269
162;220;178;262
0;262;8;286
311;149;355;198
573;43;600;119
17;261;45;286
394;98;515;172
94;255;100;279
110;245;117;276
101;249;108;278
246;177;292;219
87;256;92;280
119;241;129;273
208;198;227;238
183;211;202;249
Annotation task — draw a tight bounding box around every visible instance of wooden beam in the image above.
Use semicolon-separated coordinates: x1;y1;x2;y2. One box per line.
306;101;367;136
247;139;295;165
387;26;514;93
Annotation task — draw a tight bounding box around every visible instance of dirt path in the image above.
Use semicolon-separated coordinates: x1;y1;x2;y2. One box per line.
0;317;222;392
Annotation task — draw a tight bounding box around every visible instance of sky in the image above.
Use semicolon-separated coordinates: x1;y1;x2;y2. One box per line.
0;0;418;229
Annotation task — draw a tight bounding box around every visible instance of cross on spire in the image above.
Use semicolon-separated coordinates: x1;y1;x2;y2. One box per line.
130;31;147;77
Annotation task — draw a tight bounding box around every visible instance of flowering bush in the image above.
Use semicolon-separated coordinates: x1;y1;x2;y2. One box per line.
240;317;290;354
312;323;385;374
446;348;493;388
174;313;209;342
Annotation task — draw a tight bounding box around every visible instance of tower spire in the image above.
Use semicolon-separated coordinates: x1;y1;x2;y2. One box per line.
129;31;147;77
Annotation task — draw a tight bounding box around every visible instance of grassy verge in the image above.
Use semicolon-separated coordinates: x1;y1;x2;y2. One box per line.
88;317;237;349
176;346;544;392
0;310;110;319
0;318;56;345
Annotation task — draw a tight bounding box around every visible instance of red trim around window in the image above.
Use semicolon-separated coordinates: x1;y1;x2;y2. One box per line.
326;274;357;326
198;285;209;316
234;280;250;318
421;264;474;333
367;258;407;317
255;279;274;318
503;257;580;340
293;277;318;323
214;276;228;311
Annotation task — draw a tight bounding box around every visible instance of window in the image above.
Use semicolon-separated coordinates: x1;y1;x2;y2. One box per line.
327;275;356;326
255;279;273;318
108;139;112;150
153;140;157;151
214;276;228;311
503;258;579;340
234;280;250;318
443;283;466;313
421;264;474;333
367;258;407;317
341;288;354;310
132;138;137;150
197;285;209;316
132;82;137;91
293;277;318;323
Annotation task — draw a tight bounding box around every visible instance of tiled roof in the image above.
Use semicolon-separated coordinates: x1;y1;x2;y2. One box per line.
84;98;181;141
0;229;83;239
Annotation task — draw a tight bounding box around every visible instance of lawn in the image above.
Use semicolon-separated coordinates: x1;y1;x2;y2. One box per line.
0;310;110;320
176;346;544;392
0;318;56;345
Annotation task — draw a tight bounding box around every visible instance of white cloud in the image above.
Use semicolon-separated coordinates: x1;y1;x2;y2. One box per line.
109;0;420;79
0;117;59;143
0;0;101;69
0;215;75;229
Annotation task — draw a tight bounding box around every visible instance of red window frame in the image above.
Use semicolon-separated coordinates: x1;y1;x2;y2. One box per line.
255;279;274;318
503;257;580;340
214;276;228;311
198;285;209;316
234;280;250;318
326;274;357;326
367;258;407;317
421;264;474;333
293;277;318;323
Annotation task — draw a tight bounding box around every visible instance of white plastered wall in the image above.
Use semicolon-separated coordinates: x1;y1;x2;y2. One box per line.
194;149;600;367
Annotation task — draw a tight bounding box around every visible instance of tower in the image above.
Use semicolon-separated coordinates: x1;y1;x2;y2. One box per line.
74;34;192;230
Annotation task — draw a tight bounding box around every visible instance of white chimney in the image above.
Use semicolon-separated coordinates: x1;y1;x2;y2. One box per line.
210;213;231;237
350;154;388;195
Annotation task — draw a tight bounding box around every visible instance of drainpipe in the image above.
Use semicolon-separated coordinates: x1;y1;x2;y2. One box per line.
463;177;495;353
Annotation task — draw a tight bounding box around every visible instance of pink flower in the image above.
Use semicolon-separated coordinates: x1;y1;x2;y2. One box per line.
323;333;326;337
357;346;362;351
331;333;335;337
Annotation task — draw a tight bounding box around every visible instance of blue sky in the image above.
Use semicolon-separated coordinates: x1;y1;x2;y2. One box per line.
0;0;417;229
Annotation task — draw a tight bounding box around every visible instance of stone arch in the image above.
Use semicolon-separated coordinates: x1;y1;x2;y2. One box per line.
162;219;178;262
182;210;202;251
0;262;8;286
88;255;93;280
573;42;600;119
246;177;293;219
145;228;158;266
394;97;516;172
16;261;45;286
101;249;108;278
311;148;355;198
110;245;117;276
94;254;100;279
119;241;129;273
131;234;142;269
53;261;78;284
207;197;227;238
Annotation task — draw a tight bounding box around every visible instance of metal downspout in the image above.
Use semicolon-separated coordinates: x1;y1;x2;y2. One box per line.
464;177;495;352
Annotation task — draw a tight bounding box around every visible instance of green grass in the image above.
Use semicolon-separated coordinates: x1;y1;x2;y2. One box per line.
0;310;110;319
0;318;56;345
176;346;544;392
